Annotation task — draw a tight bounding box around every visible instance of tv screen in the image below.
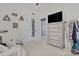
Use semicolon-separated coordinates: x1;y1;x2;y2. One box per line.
48;11;62;23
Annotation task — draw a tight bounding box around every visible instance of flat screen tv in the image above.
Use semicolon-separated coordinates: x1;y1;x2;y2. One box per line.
48;11;62;23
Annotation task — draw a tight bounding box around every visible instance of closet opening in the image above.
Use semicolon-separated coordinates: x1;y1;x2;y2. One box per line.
41;18;46;37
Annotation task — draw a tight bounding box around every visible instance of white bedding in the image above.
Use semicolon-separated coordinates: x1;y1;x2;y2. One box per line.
0;45;26;56
0;44;9;53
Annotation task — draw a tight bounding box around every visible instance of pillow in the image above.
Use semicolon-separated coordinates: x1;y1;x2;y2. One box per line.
0;44;9;53
6;39;17;48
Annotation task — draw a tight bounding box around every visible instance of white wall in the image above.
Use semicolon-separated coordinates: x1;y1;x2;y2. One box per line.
0;4;40;46
38;3;79;49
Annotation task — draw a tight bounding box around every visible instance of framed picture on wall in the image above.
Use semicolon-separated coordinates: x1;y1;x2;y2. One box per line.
12;13;18;17
13;23;18;28
19;16;24;21
3;14;11;21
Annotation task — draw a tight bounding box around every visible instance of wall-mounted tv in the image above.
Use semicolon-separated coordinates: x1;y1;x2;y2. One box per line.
48;11;62;23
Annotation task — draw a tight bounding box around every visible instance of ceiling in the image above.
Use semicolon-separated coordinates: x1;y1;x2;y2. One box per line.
22;3;51;12
0;3;52;12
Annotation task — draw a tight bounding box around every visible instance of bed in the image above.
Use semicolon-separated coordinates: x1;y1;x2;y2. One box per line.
0;41;27;56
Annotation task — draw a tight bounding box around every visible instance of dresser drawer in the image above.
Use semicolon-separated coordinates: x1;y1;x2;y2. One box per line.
48;36;61;41
48;28;61;32
48;39;61;47
48;32;62;37
48;24;61;29
48;22;62;28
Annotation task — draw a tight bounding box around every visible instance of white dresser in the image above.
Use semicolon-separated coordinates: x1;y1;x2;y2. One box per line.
47;22;65;48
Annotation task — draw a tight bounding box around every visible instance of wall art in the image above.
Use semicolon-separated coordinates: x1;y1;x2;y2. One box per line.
19;16;24;21
13;23;18;28
3;14;11;21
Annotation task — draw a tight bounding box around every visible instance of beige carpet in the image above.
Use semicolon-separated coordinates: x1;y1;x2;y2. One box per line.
24;40;78;56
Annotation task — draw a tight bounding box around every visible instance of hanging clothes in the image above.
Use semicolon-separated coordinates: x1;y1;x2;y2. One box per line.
72;23;77;44
76;21;79;40
69;22;74;48
75;21;79;50
69;21;79;54
71;23;77;52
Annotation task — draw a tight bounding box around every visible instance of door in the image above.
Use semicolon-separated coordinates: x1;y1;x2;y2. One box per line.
41;18;46;39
